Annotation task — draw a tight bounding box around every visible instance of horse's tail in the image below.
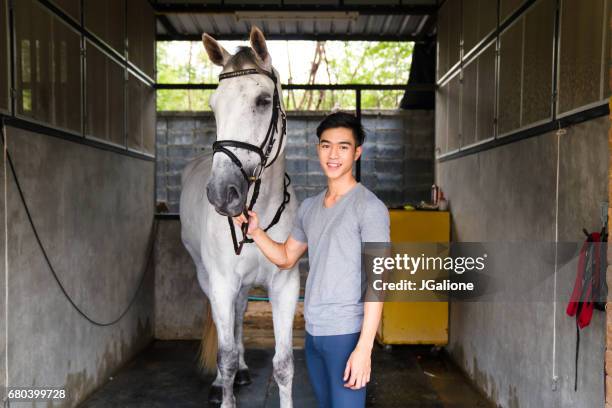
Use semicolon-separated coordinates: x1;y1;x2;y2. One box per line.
198;300;218;373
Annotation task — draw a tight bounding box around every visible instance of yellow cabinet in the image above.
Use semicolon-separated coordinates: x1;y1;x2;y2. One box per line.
376;210;450;345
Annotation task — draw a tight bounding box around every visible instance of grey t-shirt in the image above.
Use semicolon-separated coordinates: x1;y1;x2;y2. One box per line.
291;183;390;336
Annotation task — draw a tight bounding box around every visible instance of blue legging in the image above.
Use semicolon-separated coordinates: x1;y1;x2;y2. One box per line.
305;331;366;408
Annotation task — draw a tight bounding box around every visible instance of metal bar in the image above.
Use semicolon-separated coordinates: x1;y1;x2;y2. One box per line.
155;83;435;91
355;88;361;182
0;114;156;162
156;32;433;42
437;102;609;163
153;4;437;15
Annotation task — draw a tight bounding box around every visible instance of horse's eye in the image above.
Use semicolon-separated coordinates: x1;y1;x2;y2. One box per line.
256;94;271;107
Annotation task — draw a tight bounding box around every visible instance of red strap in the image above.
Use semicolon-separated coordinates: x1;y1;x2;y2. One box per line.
566;240;589;317
577;302;594;329
577;233;602;328
567;232;602;329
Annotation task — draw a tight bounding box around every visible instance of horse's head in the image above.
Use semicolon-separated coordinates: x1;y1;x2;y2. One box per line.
202;26;284;217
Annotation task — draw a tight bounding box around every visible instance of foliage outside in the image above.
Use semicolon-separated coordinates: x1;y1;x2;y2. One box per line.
157;41;413;111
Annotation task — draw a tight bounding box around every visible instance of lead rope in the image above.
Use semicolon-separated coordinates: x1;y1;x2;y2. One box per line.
242;173;291;245
228;173;291;255
227;178;262;255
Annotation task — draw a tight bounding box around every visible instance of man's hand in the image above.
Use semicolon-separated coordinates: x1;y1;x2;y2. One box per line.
343;344;372;390
232;210;307;270
233;210;260;235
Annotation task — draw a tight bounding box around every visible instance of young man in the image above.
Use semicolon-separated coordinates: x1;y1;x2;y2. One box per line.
234;111;389;407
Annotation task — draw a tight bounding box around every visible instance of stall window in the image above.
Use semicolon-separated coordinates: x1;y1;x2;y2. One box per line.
500;0;527;24
142;81;155;155
522;0;554;126
127;74;143;152
498;17;523;136
84;0;126;55
459;41;496;146
127;0;155;80
436;0;449;80
436;0;461;81
447;0;461;73
128;73;155;155
0;0;9;113
49;0;80;23
462;0;497;57
436;82;448;156
557;0;605;115
461;57;477;147
85;40;125;146
447;74;461;152
15;0;81;133
476;42;496;142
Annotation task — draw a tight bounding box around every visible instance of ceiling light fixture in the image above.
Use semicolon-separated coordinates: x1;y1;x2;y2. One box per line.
234;11;359;22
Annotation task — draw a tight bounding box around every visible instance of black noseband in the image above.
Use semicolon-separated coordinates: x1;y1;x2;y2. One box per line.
212;140;266;183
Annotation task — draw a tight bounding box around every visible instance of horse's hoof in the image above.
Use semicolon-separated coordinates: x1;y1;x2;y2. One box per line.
235;369;252;386
208;385;223;404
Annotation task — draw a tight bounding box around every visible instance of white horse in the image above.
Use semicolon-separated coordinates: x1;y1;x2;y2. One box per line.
180;27;300;408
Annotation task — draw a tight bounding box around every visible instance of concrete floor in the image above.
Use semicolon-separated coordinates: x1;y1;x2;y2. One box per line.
79;340;492;408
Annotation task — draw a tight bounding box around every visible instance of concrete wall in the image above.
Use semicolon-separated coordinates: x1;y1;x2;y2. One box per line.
439;116;608;408
155;110;435;212
154;219;206;339
3;127;155;407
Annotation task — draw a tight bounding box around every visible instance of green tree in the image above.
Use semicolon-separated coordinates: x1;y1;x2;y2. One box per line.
156;41;413;111
287;41;413;110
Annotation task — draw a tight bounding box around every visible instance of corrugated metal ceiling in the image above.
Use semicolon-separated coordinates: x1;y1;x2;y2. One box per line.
154;1;439;41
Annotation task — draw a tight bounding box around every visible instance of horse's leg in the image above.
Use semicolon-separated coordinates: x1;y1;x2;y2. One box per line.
209;287;239;408
269;268;300;408
234;285;252;385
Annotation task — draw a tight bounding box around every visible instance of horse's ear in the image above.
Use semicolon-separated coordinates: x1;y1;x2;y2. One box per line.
202;33;231;67
249;26;271;69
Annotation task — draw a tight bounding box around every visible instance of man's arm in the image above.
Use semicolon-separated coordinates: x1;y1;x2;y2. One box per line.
234;211;307;269
344;197;390;390
251;229;307;269
343;301;383;389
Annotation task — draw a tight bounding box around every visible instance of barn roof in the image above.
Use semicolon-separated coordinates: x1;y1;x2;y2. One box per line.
154;1;438;42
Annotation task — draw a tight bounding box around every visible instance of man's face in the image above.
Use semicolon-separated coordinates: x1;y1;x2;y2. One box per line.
317;127;362;181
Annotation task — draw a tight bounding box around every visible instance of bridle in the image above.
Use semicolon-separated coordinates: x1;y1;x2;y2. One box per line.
212;66;290;255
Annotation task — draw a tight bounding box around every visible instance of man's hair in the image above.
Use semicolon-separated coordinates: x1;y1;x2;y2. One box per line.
316;112;366;147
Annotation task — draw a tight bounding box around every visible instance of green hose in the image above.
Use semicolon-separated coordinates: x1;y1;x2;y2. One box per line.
248;295;304;302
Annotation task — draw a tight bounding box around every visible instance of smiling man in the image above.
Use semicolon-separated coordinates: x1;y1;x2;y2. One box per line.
234;111;390;407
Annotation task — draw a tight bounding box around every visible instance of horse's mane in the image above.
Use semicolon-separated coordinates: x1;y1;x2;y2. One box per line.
227;46;264;70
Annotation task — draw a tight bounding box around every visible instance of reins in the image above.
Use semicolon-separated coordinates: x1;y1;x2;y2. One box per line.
212;67;290;255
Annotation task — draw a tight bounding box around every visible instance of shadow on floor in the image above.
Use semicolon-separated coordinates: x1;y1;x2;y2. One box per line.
80;341;492;408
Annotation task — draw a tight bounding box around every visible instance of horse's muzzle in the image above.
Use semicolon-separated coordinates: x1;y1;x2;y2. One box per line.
206;178;246;217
